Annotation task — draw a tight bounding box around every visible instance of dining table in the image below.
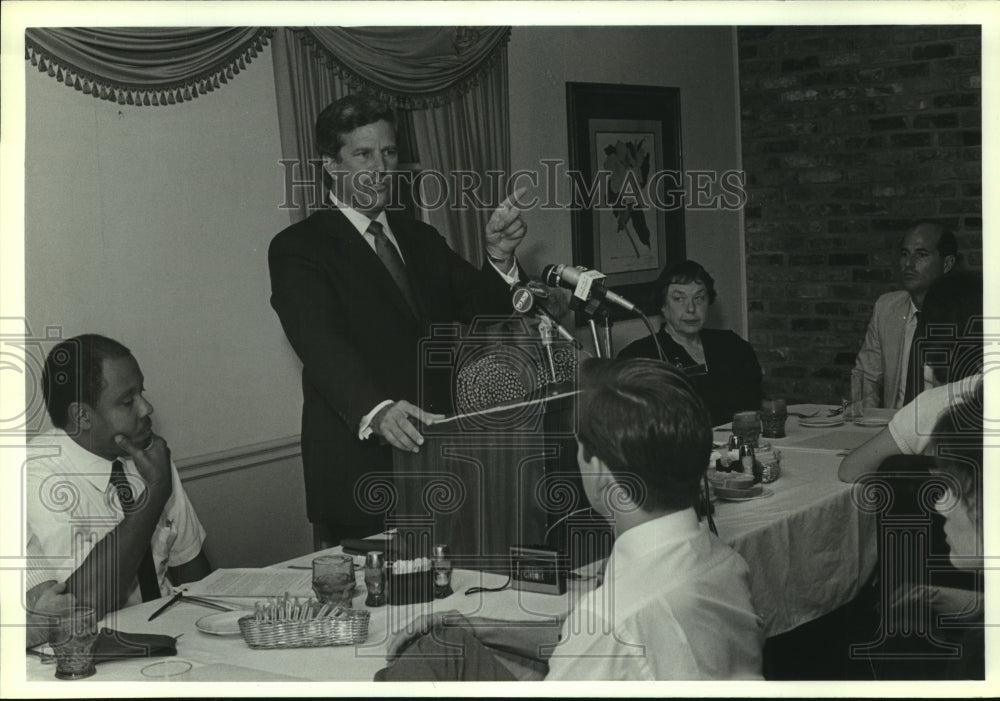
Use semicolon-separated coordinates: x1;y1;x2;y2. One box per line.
21;404;892;686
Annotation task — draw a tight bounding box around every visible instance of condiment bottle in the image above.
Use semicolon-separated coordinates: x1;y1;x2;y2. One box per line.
364;551;386;607
739;443;755;477
432;544;453;599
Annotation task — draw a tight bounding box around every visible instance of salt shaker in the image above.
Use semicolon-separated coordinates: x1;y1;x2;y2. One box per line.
364;551;386;608
432;544;453;599
739;442;755;476
727;434;743;464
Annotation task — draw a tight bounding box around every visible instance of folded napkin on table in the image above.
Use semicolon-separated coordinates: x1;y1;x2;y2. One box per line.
32;628;177;664
93;627;177;662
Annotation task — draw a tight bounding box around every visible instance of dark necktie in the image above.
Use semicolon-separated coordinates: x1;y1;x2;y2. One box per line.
109;460;161;602
903;310;922;405
368;220;421;320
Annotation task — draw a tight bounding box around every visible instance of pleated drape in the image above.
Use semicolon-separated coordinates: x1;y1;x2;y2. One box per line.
24;27;272;106
270;27;511;264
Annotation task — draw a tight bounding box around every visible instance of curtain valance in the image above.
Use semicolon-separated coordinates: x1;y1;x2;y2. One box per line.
25;27;272;105
294;27;511;108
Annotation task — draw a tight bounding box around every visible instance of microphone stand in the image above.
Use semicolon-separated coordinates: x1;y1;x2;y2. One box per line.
584;303;613;359
537;317;559;384
588;318;603;358
596;306;613;358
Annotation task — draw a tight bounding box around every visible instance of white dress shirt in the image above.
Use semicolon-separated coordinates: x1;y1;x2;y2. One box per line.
545;508;764;680
25;429;206;605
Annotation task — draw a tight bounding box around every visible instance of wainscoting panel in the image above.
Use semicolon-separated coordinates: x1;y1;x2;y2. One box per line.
177;436;312;568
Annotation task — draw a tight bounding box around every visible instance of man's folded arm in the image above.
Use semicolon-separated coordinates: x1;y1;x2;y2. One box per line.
62;488;169;620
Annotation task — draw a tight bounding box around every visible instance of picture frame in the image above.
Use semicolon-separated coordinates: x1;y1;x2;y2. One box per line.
565;82;686;322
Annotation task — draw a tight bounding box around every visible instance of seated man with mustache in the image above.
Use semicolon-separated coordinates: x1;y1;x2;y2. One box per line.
24;334;210;623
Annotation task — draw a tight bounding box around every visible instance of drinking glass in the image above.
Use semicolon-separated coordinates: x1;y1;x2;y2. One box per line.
843;372;865;420
312;555;356;608
732;410;762;448
50;607;98;680
760;399;787;438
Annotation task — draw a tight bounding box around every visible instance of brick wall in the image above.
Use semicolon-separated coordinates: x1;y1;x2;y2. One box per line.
737;26;982;403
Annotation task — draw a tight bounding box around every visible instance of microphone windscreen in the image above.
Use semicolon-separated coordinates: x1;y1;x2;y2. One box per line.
511;286;535;313
541;264;560;287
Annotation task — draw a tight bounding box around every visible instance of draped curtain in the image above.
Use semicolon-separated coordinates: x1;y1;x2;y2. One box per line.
271;27;511;264
25;26;511;264
24;27;271;106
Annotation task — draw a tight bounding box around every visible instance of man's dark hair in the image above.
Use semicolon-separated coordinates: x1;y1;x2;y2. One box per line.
654;259;718;307
42;334;132;429
917;271;982;385
315;93;396;159
906;221;959;260
577;358;712;512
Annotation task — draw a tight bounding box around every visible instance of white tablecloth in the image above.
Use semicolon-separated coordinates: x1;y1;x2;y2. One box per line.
24;404;880;683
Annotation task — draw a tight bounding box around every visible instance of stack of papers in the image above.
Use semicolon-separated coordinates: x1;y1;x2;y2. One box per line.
185;568;312;598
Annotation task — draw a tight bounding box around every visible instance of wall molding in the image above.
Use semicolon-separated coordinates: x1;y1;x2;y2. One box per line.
176;435;301;481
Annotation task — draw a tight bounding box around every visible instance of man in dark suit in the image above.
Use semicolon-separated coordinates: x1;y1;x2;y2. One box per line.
268;94;528;547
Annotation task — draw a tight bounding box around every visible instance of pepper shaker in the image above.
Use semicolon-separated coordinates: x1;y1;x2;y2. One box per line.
364;551;386;607
739;442;755;477
432;544;453;599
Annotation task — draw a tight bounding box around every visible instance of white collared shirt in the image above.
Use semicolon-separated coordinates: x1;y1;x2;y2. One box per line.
330;193;406;262
24;429;206;605
545;508;763;680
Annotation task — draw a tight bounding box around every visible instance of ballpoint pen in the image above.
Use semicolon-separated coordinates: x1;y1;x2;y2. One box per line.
147;591;184;622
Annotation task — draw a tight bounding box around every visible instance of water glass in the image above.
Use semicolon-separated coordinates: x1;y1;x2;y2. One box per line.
843;372;865;420
312;555;356;608
732;410;762;448
50;607;98;680
760;398;787;438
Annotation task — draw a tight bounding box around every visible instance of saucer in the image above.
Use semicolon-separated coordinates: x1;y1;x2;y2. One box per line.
715;487;774;502
195;611;245;636
854;417;890;428
799;416;845;428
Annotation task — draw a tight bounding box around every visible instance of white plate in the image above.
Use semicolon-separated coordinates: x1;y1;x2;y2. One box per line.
854;417;890;428
195;611;246;636
716;487;774;502
798;417;845;428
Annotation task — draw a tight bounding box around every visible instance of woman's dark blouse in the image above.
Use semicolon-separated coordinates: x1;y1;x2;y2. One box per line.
618;326;763;426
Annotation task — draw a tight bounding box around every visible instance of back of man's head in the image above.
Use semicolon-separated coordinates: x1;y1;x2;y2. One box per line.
577;358;712;513
315;93;396;159
43;334;132;430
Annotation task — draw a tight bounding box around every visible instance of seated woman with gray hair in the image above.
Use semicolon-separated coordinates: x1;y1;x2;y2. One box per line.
618;260;762;426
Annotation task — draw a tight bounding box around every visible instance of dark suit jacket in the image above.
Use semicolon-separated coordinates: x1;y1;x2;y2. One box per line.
268;207;517;526
617;327;763;426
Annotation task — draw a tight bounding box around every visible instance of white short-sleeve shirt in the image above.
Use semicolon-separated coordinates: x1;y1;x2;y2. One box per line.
887;373;982;455
24;429;206;606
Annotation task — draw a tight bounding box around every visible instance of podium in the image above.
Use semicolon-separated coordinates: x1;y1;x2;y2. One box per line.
389;386;610;572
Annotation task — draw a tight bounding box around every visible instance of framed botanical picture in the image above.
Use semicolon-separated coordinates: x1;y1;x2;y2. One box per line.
566;82;686;321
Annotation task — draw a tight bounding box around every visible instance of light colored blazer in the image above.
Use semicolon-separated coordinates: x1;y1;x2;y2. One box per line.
853;290;916;409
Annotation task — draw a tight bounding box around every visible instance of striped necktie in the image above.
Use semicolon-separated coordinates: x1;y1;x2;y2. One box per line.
368;220;421;320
